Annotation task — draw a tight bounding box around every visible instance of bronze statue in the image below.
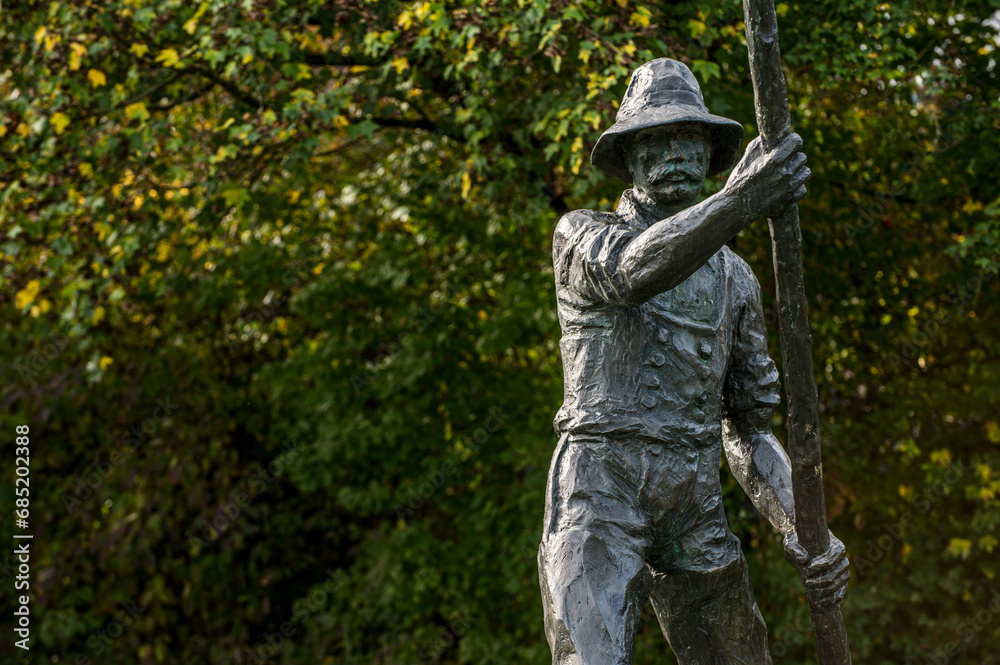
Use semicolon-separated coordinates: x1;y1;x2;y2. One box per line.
537;58;849;664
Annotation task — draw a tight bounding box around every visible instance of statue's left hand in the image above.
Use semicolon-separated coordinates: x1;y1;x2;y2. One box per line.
783;529;850;608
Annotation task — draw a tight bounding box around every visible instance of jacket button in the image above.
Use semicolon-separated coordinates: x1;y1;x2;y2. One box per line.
698;340;713;358
685;450;698;463
642;395;657;409
697;364;711;379
657;328;671;344
647;376;660;389
650;352;665;367
696;391;708;406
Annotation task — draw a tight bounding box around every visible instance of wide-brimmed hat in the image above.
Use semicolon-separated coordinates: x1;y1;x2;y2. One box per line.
591;58;745;183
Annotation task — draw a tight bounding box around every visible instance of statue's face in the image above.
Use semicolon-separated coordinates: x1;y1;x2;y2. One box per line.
625;123;710;209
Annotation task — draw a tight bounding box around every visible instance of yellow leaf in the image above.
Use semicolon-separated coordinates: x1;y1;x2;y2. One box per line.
124;102;150;121
99;356;114;370
630;9;651;28
15;280;41;309
242;50;254;64
776;2;790;16
947;538;973;559
69;43;87;71
79;161;93;177
391;57;409;74
88;69;107;87
34;26;47;44
929;449;952;466
130;43;149;57
155;48;180;68
51;112;70;135
461;171;471;200
132;194;144;210
155;241;172;262
92;307;106;324
571;136;583;153
312;262;326;275
295;63;313;80
986;421;1000;444
16;123;31;138
183;17;199;34
962;199;984;214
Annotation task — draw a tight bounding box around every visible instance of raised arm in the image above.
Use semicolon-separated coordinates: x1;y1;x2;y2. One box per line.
554;133;810;307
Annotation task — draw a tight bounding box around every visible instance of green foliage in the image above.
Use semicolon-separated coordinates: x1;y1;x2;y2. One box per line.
1;0;999;663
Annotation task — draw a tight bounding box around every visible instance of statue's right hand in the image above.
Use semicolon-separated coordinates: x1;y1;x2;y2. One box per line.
724;132;810;221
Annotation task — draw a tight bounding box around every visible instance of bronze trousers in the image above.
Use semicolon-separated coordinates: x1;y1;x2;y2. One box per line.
537;432;772;665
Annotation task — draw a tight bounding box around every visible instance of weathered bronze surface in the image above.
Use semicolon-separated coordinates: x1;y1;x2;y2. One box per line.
537;58;849;664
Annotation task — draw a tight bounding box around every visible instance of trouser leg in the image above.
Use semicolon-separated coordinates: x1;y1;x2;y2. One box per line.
537;435;651;665
649;552;772;665
538;527;652;665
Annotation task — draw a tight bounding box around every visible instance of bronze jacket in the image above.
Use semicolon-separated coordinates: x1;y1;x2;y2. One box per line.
552;189;780;443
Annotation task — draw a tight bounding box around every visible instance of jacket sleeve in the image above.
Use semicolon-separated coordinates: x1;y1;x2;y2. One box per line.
552;210;643;307
722;262;781;416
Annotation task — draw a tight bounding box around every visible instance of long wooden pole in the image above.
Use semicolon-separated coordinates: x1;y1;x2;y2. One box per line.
741;1;852;663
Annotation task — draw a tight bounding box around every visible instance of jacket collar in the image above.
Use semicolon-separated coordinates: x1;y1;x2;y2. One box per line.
615;189;663;231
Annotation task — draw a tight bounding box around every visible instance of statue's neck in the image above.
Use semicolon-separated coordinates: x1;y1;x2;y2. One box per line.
630;187;695;228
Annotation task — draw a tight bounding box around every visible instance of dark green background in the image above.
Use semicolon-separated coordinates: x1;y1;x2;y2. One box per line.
2;1;999;663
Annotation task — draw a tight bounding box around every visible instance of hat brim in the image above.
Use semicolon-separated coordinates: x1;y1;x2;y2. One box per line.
591;107;745;183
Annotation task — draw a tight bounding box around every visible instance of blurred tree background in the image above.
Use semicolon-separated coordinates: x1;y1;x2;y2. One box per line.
2;0;999;663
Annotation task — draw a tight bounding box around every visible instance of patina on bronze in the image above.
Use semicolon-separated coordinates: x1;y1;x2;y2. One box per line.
537;58;850;664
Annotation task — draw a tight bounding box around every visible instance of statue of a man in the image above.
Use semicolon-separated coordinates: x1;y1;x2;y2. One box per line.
538;58;849;664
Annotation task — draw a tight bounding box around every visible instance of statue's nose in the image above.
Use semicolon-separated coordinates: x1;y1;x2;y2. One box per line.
664;144;686;163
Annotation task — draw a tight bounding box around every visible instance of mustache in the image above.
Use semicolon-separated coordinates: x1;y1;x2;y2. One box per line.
649;169;697;184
